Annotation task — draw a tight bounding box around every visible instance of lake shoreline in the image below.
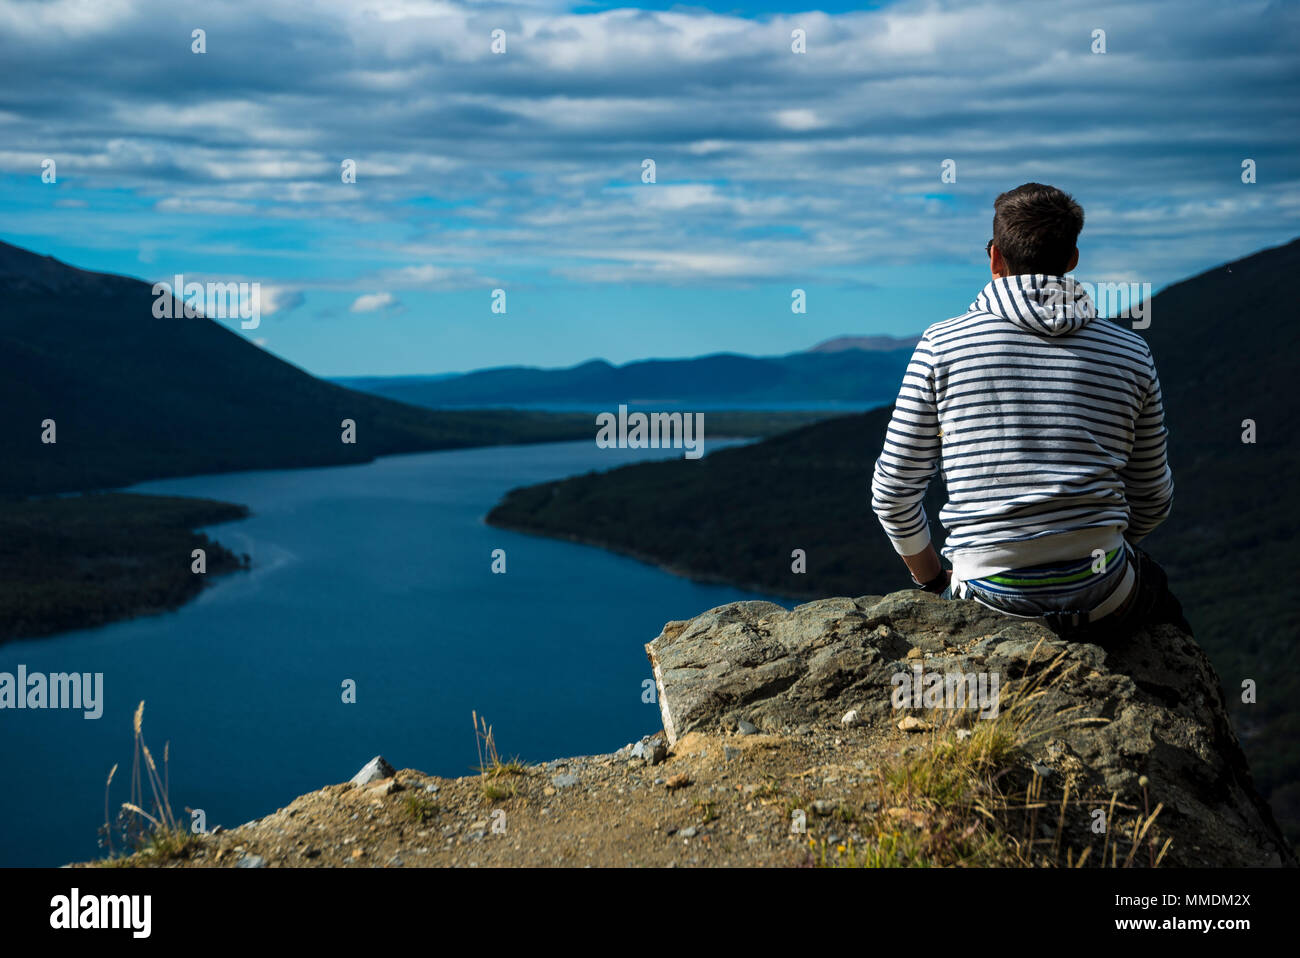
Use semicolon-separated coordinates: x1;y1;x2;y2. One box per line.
0;493;252;645
483;514;819;603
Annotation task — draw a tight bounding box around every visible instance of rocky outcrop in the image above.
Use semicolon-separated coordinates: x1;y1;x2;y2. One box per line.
78;591;1293;869
646;592;1294;867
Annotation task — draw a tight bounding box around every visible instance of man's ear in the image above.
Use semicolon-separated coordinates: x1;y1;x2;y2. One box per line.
1066;247;1079;272
990;245;1006;279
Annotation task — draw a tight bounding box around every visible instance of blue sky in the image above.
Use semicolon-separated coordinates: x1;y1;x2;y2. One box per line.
1;0;1297;376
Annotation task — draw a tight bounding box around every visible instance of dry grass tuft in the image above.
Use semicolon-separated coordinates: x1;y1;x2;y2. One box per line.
815;639;1170;868
97;700;200;866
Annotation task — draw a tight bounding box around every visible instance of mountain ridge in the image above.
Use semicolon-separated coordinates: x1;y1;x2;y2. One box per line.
0;239;598;497
336;347;917;408
807;334;921;353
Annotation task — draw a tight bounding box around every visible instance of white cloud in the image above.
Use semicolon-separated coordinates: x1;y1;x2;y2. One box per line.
251;286;305;316
350;291;397;312
375;264;493;289
774;109;822;132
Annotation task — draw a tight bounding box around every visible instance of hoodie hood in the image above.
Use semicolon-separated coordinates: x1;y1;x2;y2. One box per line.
970;275;1096;336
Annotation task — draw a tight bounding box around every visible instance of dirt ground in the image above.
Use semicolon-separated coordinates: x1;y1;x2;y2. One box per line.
83;724;921;868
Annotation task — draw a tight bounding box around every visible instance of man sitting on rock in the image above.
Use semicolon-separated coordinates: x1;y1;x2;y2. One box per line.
869;182;1190;641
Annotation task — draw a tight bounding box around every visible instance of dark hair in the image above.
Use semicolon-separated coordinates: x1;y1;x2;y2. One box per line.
992;183;1084;275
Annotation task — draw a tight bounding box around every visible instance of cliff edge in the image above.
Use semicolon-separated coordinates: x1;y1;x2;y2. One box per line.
80;592;1293;868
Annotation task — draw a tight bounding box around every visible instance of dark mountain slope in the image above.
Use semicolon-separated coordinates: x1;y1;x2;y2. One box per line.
0;241;591;496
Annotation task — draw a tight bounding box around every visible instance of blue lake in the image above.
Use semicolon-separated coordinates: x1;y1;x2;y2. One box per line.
0;441;783;867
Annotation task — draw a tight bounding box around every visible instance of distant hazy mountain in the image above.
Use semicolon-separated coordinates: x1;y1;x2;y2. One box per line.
0;241;591;496
806;334;921;353
335;346;917;408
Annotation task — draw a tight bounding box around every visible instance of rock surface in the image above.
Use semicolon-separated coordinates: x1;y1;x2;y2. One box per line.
646;593;1293;867
350;756;396;786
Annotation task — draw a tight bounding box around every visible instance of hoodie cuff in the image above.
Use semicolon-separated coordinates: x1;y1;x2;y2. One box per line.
889;527;932;557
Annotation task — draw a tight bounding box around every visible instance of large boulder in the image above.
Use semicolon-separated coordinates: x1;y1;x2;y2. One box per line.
646;592;1294;867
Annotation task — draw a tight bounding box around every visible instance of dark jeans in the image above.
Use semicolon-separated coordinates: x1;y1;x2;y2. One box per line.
944;547;1192;643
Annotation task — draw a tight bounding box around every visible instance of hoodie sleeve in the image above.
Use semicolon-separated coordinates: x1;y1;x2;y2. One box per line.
871;336;942;555
1120;353;1174;543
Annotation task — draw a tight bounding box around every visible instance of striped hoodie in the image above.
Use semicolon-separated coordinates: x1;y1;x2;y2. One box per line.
870;274;1173;583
